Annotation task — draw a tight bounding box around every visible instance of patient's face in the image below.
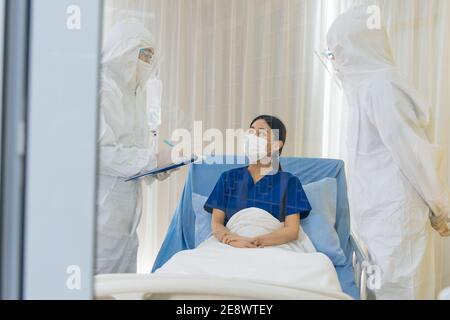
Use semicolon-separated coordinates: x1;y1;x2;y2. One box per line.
249;119;282;156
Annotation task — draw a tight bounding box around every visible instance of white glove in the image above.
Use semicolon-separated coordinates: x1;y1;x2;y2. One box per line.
144;169;179;185
155;170;172;181
430;214;450;237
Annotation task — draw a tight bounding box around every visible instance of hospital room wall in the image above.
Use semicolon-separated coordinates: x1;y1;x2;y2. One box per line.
102;0;450;287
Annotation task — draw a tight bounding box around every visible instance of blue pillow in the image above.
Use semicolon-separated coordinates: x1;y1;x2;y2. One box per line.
191;178;347;266
192;192;212;247
301;178;347;266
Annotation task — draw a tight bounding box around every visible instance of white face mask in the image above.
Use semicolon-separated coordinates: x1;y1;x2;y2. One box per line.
136;60;155;88
244;133;268;163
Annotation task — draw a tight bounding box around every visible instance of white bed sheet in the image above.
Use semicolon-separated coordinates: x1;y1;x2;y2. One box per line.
149;208;351;300
95;208;351;300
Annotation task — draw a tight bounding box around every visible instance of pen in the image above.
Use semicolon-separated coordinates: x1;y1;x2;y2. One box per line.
163;139;175;148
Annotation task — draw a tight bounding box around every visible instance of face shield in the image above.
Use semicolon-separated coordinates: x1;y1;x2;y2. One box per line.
314;48;343;90
137;47;162;86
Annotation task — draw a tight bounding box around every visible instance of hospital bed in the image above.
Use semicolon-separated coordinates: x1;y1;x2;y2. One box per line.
95;156;374;300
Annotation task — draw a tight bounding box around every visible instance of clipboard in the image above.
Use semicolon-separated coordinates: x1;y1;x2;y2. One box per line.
125;155;198;182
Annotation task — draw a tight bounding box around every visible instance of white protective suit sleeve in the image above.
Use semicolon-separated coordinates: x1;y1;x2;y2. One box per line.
98;103;157;178
368;81;450;224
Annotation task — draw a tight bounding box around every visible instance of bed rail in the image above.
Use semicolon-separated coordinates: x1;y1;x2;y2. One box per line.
350;233;375;300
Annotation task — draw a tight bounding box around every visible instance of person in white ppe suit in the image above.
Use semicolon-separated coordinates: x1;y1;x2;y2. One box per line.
97;20;169;274
326;6;450;299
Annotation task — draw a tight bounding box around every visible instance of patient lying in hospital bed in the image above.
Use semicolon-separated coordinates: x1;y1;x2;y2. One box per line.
153;116;350;299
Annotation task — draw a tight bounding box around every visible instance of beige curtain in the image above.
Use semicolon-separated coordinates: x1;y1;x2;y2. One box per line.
102;0;450;293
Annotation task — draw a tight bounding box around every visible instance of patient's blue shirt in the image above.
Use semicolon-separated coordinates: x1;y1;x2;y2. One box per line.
204;167;311;222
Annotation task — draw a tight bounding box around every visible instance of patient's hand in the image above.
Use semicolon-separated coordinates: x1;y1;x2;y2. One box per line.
228;240;257;249
222;234;258;248
222;234;253;245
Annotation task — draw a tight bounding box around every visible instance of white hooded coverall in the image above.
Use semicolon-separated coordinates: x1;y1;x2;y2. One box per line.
96;20;162;274
327;6;450;299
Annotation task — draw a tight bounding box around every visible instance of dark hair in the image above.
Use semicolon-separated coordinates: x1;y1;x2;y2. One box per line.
250;115;287;155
